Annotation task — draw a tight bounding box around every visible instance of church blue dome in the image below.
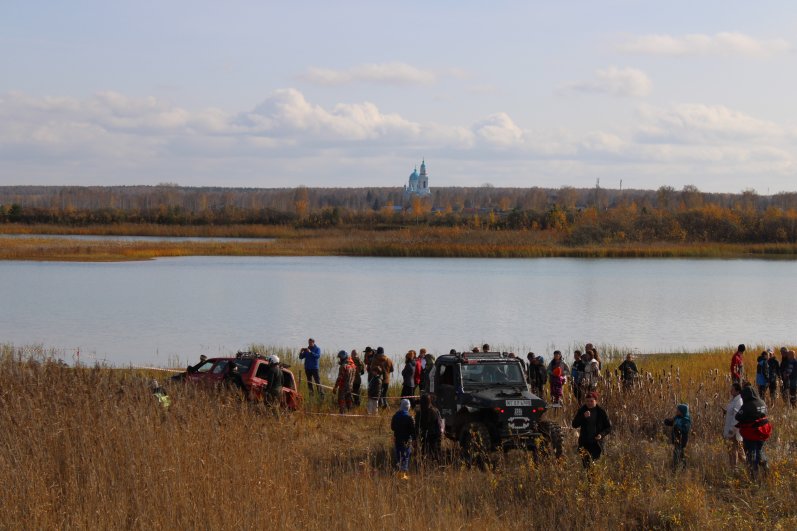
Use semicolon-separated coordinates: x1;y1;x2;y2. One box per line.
409;169;419;181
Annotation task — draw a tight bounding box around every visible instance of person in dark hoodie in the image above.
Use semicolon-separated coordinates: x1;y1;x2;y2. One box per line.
572;391;612;468
391;398;416;479
663;404;691;470
735;385;772;479
529;356;547;398
415;393;443;461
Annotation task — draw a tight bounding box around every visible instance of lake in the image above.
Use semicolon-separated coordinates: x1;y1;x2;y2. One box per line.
1;256;795;366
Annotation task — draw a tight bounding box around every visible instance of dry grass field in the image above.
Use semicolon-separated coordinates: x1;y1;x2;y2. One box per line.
2;344;796;530
2;224;797;261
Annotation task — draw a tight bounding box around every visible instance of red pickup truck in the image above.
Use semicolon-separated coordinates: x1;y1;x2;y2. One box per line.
176;352;302;411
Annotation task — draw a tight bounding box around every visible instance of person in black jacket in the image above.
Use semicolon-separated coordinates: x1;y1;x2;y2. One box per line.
766;351;780;403
391;399;416;478
529;355;548;398
617;353;639;390
415;393;442;461
735;385;771;478
572;391;612;468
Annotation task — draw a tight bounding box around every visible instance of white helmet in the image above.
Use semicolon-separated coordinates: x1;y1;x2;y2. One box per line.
268;355;280;364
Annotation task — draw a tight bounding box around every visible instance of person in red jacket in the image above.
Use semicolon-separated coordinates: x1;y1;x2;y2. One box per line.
731;344;746;384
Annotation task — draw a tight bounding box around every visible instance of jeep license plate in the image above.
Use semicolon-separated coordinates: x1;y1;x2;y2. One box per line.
506;400;531;407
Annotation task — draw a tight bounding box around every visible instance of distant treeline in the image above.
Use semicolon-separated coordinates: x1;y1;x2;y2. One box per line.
2;184;797;244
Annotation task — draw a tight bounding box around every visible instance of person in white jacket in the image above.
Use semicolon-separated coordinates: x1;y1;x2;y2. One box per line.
723;382;744;468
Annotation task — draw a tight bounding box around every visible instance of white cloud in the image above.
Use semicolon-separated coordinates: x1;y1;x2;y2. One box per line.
636;103;784;143
472;113;524;148
618;32;792;57
1;89;796;191
561;67;652;98
298;62;438;86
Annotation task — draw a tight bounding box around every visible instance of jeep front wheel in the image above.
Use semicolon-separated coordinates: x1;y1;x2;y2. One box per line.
537;420;564;458
460;421;492;466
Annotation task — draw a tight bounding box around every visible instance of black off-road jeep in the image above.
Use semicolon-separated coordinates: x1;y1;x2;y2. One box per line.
424;352;562;460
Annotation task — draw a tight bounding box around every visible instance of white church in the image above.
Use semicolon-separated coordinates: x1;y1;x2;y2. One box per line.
403;159;431;197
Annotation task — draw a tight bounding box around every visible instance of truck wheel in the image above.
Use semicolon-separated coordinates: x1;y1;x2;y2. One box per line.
460;421;492;467
537;420;564;458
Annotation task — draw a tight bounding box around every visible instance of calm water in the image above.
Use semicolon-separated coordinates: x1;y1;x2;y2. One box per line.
1;256;795;366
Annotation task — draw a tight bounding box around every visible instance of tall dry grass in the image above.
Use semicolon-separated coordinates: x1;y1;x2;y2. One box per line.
1;344;796;530
2;225;797;261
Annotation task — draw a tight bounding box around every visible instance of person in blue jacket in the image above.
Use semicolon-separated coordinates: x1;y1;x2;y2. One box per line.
755;350;770;398
299;338;323;398
391;398;416;479
664;404;691;470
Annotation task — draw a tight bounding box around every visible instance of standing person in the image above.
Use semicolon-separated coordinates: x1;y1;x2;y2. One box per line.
767;350;780;403
617;353;639;390
786;350;797;408
730;344;746;384
571;391;612;468
350;349;365;407
391;399;416;479
363;346;375;373
299;338;323;398
723;383;744;468
366;363;383;415
530;356;547;398
583;351;601;391
755;350;771;398
419;351;434;392
735;386;772;479
415;393;443;461
262;355;284;410
332;351;356;414
373;347;394;409
547;351;570;402
571;350;586;402
401;350;417;402
415;349;426;393
549;366;565;404
663;404;691;470
780;348;792;405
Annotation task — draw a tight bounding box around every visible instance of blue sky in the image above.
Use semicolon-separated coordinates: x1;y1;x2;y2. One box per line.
1;1;796;193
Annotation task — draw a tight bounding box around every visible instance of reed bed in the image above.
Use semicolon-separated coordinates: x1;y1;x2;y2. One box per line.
1;344;796;529
2;226;797;261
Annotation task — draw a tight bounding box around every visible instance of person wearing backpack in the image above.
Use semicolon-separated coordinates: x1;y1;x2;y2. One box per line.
735;385;772;479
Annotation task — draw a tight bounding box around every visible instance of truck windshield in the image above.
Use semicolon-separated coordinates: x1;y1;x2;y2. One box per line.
461;363;525;386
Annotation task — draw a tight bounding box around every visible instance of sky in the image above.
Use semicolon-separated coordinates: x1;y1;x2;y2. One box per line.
1;0;796;193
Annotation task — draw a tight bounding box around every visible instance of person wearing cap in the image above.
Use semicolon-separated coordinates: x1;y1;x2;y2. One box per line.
391;398;416;478
730;344;745;384
755;350;771;398
571;391;611;468
766;350;780;403
332;350;356;414
262;355;283;408
363;346;375;373
299;338;323;399
735;385;772;479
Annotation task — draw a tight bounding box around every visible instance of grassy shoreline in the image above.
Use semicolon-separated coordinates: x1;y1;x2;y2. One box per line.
2;223;797;261
2;344;796;528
